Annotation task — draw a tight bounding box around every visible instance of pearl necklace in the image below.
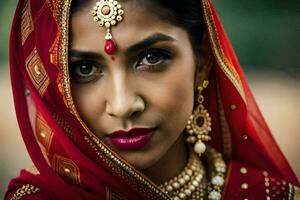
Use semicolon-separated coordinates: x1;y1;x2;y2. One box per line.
160;150;205;199
159;146;226;200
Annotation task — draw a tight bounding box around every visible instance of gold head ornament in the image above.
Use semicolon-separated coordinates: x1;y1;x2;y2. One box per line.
91;0;124;55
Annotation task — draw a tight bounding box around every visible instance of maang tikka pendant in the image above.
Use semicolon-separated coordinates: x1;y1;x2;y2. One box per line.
91;0;124;55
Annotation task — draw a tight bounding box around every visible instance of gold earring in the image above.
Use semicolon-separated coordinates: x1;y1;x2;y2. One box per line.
186;80;212;156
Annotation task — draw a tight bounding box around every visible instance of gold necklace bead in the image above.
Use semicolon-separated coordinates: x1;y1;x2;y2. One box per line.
159;146;226;200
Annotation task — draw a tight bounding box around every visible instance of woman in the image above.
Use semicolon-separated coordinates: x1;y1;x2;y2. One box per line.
5;0;299;199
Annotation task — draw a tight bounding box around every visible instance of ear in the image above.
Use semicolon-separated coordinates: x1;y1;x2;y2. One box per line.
194;32;213;89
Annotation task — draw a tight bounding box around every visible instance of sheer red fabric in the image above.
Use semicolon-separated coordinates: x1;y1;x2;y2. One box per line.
5;0;299;199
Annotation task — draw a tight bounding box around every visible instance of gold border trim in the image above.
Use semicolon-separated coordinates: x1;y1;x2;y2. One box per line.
201;0;246;102
217;84;233;158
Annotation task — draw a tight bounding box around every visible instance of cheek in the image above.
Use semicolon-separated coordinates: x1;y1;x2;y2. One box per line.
71;84;104;127
146;66;195;133
162;77;194;127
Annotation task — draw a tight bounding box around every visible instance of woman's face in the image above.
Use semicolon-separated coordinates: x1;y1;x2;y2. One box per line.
70;0;197;170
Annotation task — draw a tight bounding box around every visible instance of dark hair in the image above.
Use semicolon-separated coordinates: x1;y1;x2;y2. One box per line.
71;0;205;54
144;0;205;52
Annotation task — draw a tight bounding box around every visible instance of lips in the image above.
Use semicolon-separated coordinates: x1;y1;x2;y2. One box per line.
108;128;155;150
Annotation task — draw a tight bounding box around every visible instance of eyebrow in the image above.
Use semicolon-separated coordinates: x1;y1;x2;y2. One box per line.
69;33;176;59
69;50;105;61
125;33;176;55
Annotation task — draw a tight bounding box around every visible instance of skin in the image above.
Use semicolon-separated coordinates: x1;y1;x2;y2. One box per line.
70;0;210;184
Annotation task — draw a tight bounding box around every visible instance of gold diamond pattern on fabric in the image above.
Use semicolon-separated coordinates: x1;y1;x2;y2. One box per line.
25;48;50;96
36;113;54;155
201;0;246;102
52;154;81;185
21;0;34;45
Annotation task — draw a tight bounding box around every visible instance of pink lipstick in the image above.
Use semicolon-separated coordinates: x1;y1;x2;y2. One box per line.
108;128;155;150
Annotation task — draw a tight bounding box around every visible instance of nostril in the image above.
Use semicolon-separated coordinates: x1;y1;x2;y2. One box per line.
130;110;142;119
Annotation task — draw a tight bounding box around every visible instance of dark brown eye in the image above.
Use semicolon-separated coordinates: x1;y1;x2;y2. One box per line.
142;52;165;65
70;61;103;83
75;63;97;76
137;49;171;71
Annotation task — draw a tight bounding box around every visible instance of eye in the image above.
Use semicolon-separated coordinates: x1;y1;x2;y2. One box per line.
70;61;103;83
141;51;165;65
136;49;171;71
75;63;97;76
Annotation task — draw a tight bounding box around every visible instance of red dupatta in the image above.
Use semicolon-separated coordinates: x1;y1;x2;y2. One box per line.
6;0;299;199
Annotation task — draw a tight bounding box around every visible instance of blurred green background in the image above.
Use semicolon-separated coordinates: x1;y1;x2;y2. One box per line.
213;0;300;77
0;0;299;75
0;0;17;66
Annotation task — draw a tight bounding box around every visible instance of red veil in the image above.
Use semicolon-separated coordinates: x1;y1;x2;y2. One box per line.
6;0;299;199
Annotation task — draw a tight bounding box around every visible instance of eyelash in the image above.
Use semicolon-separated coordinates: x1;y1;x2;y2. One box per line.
135;48;172;72
69;61;103;83
69;48;172;83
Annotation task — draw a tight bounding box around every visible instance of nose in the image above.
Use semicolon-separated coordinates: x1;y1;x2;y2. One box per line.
105;76;145;119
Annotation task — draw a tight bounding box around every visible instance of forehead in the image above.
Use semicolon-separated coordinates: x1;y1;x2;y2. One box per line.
70;0;187;52
72;0;166;20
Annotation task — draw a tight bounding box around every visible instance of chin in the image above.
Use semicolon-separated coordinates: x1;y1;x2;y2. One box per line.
116;148;165;170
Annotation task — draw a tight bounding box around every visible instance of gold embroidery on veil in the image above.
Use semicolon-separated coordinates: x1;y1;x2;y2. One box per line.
21;0;34;45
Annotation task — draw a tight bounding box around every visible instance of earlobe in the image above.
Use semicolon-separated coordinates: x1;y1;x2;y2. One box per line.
194;31;213;88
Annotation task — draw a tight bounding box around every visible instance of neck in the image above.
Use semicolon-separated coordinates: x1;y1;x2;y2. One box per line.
141;133;188;184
